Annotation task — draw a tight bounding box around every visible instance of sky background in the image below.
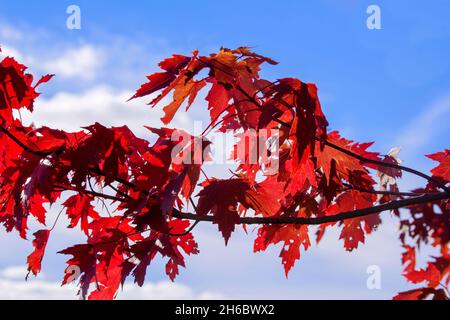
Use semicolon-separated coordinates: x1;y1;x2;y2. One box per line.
0;0;450;299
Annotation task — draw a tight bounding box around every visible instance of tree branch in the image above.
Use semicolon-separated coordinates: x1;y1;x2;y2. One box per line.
0;125;52;157
53;184;127;202
323;139;450;193
55;183;448;238
172;192;449;225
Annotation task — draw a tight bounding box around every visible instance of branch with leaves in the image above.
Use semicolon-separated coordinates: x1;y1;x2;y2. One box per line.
0;46;448;300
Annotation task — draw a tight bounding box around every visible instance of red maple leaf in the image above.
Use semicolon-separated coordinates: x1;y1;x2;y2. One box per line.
27;229;50;277
255;224;310;277
63;194;100;235
427;149;450;182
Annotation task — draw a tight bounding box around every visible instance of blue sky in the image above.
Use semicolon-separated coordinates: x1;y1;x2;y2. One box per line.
0;0;449;299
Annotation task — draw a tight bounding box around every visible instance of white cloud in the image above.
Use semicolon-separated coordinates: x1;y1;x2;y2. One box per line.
0;266;225;300
0;45;27;63
42;45;104;80
119;283;225;300
396;92;450;151
314;218;402;269
24;85;192;135
0;265;30;280
0;278;79;300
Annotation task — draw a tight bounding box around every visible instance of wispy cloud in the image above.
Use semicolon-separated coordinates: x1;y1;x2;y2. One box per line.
396;92;450;152
42;45;105;80
22;85;192;136
0;266;33;280
0;42;104;82
0;266;225;300
0;24;22;40
0;44;27;63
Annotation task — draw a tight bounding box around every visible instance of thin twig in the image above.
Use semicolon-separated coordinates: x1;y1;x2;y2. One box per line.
50;206;65;231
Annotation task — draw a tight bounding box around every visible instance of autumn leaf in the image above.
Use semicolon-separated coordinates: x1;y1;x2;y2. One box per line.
205;79;230;123
427;149;450;182
63;194;100;235
27;229;50;277
394;288;449;300
59;244;97;299
326;190;379;251
254;224;310;277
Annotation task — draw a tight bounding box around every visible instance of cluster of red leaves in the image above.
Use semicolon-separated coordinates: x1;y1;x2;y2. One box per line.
395;172;450;300
0;46;448;299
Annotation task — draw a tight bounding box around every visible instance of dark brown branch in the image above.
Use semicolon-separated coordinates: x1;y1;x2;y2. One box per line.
55;184;449;227
54;184;127;202
167;197;201;236
168;220;200;237
87;167;137;190
172;192;449;225
1;119;449;228
0;126;52;157
71;186;448;240
54;182;449;247
108;183;131;199
323;140;450;193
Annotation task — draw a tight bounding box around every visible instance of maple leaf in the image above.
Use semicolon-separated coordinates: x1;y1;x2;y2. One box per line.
88;265;122;300
405;263;441;287
88;244;125;300
159;54;192;73
427;149;450;182
317;131;379;184
165;259;179;281
290;81;328;167
160;76;199;124
157;221;199;282
168;220;199;255
254;224;310;277
121;220;198;285
197;178;281;243
377;147;403;200
394;288;449;300
63;194;100;235
205;79;230;123
326;190;379;251
129;53;209;125
59;244;97;299
128;54;190;101
26;229;50;277
400;245;447;289
23;158;54;203
0;56;52;116
247;176;284;217
196;179;244;244
126;237;161;286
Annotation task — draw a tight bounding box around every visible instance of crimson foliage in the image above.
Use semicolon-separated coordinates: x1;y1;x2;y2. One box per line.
0;47;448;300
